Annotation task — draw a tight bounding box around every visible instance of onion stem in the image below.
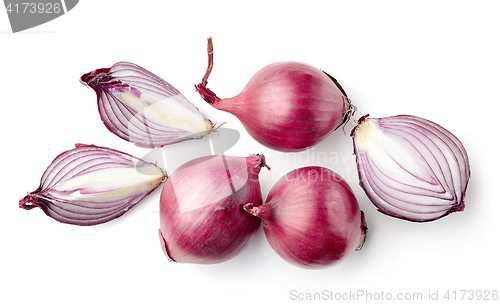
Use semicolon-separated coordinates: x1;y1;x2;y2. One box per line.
195;37;221;105
201;37;214;87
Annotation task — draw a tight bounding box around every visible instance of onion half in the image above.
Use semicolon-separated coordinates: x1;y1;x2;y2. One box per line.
19;144;166;226
158;154;269;264
351;114;470;222
81;61;216;148
246;166;367;269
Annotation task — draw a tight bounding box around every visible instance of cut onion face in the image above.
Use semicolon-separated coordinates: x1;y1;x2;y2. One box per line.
351;115;470;222
19;144;166;226
80;61;215;148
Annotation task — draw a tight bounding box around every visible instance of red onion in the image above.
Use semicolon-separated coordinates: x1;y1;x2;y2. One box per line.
19;144;166;226
246;166;367;269
195;38;355;152
80;61;219;148
351;115;470;222
158;154;269;264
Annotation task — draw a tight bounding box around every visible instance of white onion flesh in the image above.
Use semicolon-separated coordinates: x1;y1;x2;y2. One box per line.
351;115;470;222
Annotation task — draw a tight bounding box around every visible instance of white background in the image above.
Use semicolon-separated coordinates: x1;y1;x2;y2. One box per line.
1;1;499;303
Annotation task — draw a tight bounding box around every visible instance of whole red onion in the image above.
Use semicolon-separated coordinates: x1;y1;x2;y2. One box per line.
196;38;354;152
246;166;367;269
158;154;269;264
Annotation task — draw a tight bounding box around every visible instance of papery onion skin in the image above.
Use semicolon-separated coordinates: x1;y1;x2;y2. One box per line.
81;61;215;148
246;166;367;269
196;38;353;152
351;114;470;222
158;154;269;264
19;144;166;226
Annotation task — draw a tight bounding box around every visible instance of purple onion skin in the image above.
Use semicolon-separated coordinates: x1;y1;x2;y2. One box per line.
196;39;351;152
218;63;346;152
158;154;269;264
247;166;367;269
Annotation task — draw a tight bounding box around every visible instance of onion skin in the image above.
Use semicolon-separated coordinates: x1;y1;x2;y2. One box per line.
196;38;352;152
246;166;367;269
19;144;166;226
351;114;470;222
158;154;269;264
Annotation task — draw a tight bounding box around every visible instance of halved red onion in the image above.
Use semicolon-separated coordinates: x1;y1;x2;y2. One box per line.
351;115;470;222
158;154;269;264
19;144;166;226
246;166;367;269
80;61;217;148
